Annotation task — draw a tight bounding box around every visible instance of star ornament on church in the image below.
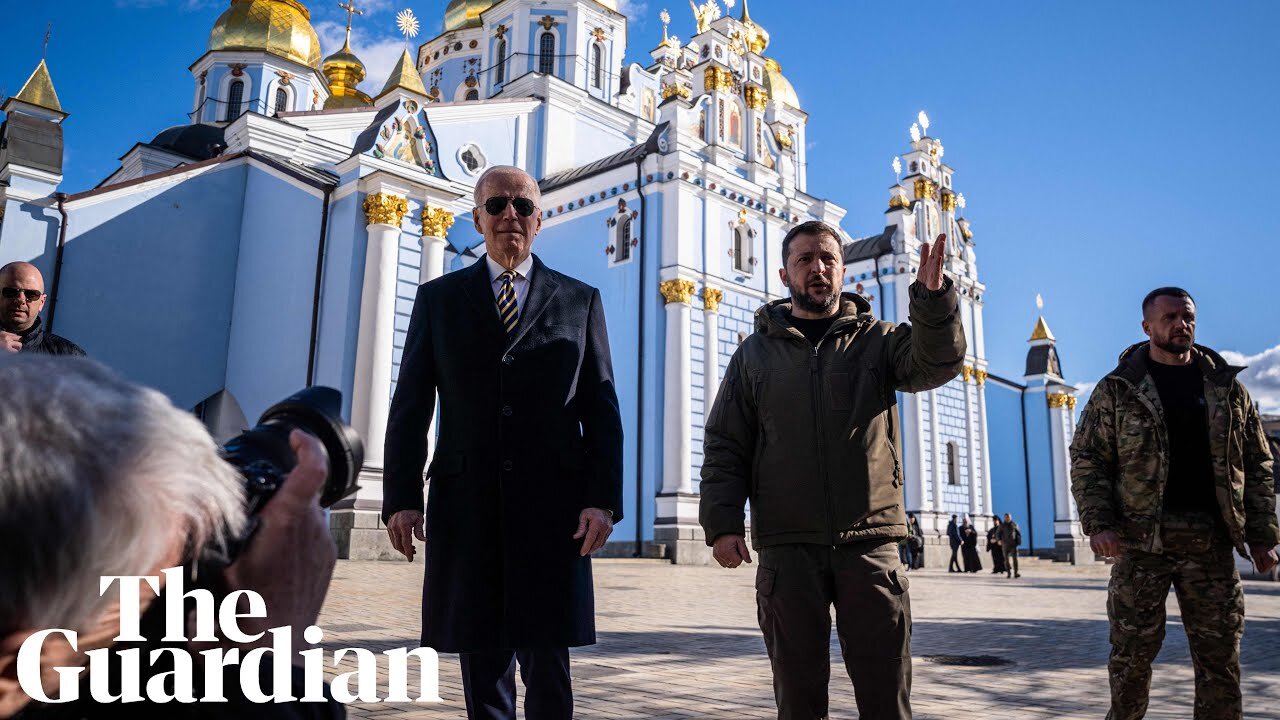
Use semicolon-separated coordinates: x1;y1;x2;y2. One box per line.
396;8;420;39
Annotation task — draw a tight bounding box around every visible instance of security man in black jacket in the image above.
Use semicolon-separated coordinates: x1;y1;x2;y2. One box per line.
0;262;85;356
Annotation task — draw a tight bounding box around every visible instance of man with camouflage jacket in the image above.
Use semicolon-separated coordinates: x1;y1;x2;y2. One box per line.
1070;286;1278;720
701;222;965;720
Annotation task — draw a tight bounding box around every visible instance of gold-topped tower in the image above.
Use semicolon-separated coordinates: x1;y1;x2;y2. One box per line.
739;0;769;54
208;0;323;70
12;59;63;114
323;1;372;108
762;58;799;109
376;48;428;101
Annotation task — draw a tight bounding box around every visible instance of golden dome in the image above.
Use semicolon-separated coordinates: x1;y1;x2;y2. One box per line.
740;0;769;54
208;0;323;71
444;0;495;31
763;58;799;109
323;41;371;109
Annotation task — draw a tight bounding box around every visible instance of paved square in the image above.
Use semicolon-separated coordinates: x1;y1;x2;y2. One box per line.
316;557;1280;718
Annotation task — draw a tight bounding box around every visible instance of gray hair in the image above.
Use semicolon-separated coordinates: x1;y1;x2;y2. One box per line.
0;355;247;634
473;165;541;205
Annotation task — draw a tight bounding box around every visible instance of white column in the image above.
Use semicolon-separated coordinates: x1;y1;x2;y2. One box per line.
929;388;943;515
418;207;454;285
416;206;454;473
976;369;994;516
702;286;723;413
1048;393;1077;535
660;279;694;494
962;366;981;518
350;192;408;475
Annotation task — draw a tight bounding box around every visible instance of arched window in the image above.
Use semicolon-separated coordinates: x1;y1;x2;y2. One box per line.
466;88;480;101
225;79;244;121
274;87;288;115
947;441;959;485
539;33;556;75
614;216;632;263
733;226;751;273
728;106;742;147
592;42;604;89
495;39;507;84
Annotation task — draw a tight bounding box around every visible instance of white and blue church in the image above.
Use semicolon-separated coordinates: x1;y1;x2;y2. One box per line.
0;0;1089;564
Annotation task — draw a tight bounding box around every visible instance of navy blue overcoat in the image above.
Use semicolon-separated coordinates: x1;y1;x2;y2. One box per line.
382;253;624;652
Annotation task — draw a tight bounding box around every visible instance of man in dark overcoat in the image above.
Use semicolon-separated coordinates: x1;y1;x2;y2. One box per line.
382;165;624;720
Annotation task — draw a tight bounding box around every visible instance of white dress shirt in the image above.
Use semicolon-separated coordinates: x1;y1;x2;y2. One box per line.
486;253;534;315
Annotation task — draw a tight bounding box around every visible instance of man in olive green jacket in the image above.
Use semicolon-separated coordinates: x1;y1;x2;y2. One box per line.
1070;286;1278;720
700;221;965;720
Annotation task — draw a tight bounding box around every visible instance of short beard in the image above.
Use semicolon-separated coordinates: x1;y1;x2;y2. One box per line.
790;282;838;314
1154;336;1193;355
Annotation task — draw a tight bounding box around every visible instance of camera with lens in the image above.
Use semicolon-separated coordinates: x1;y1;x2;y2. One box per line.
198;386;364;571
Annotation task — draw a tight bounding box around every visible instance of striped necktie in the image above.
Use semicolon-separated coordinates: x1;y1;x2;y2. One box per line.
496;270;519;337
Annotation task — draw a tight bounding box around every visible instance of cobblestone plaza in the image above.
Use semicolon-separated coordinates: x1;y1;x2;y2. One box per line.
316;559;1280;718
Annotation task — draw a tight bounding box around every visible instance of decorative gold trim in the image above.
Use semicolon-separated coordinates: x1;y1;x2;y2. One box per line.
421;206;455;237
1066;395;1077;410
703;287;723;313
662;83;691;100
941;190;958;212
888;194;909;209
975;369;987;386
1047;392;1070;409
495;24;507;39
660;279;696;305
744;85;768;111
913;178;937;201
961;365;973;383
539;15;557;30
704;66;733;93
364;192;409;226
1030;315;1055;342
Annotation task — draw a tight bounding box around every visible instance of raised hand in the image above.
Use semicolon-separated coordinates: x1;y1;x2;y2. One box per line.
916;233;948;291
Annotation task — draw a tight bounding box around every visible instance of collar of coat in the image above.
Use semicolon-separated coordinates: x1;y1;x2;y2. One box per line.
16;316;45;345
1108;341;1244;388
754;292;874;340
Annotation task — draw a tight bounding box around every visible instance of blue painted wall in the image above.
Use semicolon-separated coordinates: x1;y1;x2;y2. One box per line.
530;186;661;542
986;379;1037;547
54;163;248;408
1022;388;1058;552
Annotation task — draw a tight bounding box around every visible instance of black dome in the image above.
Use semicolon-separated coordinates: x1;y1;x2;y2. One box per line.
149;123;227;161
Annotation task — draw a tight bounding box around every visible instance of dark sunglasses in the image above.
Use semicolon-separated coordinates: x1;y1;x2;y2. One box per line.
1;287;43;302
482;196;538;218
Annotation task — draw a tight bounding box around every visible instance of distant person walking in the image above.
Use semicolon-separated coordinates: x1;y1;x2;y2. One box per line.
986;515;1006;574
907;513;925;570
946;514;962;572
960;518;982;573
998;513;1022;579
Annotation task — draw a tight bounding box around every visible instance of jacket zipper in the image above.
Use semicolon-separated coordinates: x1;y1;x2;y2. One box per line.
811;343;835;546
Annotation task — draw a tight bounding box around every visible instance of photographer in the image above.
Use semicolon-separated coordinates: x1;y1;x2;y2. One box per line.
0;355;344;718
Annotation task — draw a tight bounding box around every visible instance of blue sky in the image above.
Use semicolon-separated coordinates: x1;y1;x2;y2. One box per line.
2;0;1277;410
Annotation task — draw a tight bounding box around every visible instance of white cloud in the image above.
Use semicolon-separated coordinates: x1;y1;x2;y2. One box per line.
1220;344;1280;414
617;0;650;19
315;20;414;95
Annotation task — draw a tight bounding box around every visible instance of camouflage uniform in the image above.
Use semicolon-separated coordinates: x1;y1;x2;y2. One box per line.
1070;343;1278;720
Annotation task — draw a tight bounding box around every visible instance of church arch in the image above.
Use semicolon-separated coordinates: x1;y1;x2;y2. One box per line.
495;39;508;84
539;32;557;75
591;42;604;89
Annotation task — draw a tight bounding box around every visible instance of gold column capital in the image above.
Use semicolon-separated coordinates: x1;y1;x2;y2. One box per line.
961;365;973;383
744;85;768;112
703;287;723;313
975;369;987;386
421;206;455;238
1047;392;1070;409
660;279;696;305
1066;395;1077;410
364;192;409;227
704;66;733;93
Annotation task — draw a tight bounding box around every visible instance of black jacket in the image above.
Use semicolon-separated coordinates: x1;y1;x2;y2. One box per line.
16;317;86;356
700;279;966;550
383;254;623;652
